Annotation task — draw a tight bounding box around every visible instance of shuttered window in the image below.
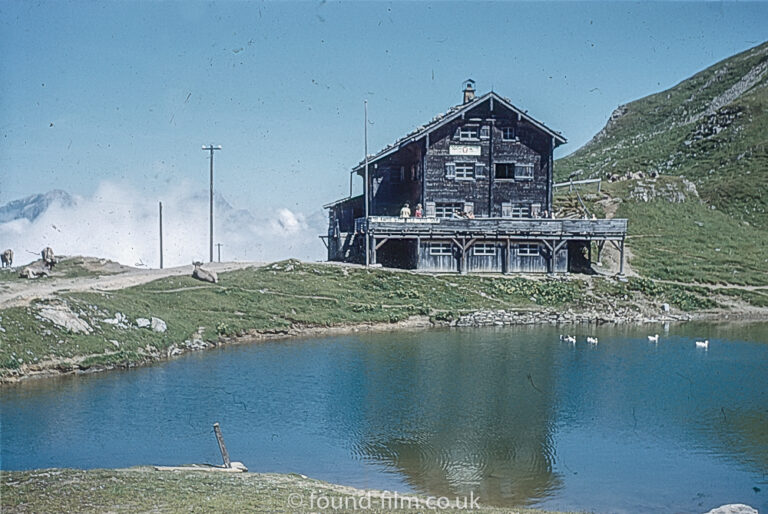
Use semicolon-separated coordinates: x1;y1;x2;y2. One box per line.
435;202;463;218
458;126;479;140
455;162;474;179
445;162;456;178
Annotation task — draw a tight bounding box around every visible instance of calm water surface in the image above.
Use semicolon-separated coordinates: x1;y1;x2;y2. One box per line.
2;323;767;513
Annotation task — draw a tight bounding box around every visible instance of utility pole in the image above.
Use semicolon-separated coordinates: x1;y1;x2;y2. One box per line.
364;100;369;267
158;201;163;269
215;243;223;263
202;144;222;263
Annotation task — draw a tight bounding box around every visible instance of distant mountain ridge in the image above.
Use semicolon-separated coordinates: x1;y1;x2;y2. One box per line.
0;190;77;223
557;41;768;228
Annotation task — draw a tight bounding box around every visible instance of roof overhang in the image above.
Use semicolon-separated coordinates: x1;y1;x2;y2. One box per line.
352;91;567;175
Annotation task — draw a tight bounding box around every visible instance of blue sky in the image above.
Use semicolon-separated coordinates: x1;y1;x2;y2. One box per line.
2;1;767;214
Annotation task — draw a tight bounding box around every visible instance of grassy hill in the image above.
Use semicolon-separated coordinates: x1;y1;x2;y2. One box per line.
555;41;768;288
557;41;768;228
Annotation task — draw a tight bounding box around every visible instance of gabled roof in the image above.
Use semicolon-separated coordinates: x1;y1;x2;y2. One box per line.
353;91;567;174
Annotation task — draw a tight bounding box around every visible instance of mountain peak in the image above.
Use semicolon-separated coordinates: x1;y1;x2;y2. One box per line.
0;190;77;224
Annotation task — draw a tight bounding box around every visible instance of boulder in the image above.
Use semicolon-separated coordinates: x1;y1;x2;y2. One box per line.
136;318;151;328
151;317;167;333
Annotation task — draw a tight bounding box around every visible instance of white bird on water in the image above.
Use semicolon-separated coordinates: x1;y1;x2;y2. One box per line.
647;334;659;343
586;336;598;345
696;339;709;349
559;335;576;344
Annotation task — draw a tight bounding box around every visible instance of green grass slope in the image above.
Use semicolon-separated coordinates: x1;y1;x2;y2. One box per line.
557;41;768;228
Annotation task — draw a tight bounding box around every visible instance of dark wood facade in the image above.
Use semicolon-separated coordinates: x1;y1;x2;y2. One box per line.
322;83;627;274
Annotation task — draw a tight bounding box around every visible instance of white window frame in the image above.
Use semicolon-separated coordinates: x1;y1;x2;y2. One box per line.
510;204;529;219
501;127;515;141
514;164;534;180
458;125;479;141
518;243;540;256
474;242;496;256
455;161;475;180
434;202;464;218
429;242;453;256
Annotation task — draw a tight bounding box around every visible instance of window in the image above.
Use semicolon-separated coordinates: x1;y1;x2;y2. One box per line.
480;125;490;139
455;162;475;179
435;202;463;218
518;243;540;256
501;203;531;219
459;125;478;140
515;164;534;180
474;242;496;256
429;242;453;256
495;163;515;179
501;127;515;141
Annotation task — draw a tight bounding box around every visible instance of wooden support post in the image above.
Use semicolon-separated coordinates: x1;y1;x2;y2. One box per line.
597;240;605;264
619;237;626;276
587;240;592;263
505;238;511;274
540;240;554;274
371;236;377;264
213;423;232;468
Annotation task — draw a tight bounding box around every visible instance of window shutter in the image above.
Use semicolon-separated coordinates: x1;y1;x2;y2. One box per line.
425;202;436;218
502;202;512;218
475;162;486;178
445;162;456;179
480;125;490;139
463;202;474;216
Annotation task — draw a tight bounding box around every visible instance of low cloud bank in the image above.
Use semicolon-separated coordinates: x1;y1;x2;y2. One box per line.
0;182;327;268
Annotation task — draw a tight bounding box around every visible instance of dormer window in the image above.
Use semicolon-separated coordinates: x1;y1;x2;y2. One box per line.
501;127;515;141
458;125;479;140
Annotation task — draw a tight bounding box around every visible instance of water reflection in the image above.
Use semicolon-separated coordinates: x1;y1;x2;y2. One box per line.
342;330;563;505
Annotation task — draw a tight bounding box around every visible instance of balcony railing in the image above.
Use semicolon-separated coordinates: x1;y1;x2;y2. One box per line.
356;216;627;239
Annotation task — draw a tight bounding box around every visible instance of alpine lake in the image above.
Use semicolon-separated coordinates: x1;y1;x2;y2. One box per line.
2;322;767;513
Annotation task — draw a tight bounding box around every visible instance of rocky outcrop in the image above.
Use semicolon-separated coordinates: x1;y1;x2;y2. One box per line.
37;303;93;334
455;308;691;327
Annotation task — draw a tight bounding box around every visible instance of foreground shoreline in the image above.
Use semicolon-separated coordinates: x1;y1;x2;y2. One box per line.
0;467;568;513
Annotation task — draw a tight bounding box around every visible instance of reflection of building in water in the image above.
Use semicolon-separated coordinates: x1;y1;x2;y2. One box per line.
344;330;563;507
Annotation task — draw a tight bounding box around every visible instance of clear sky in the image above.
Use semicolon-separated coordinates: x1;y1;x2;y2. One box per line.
2;1;767;213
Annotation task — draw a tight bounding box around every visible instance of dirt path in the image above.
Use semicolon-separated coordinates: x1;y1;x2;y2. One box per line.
0;262;262;309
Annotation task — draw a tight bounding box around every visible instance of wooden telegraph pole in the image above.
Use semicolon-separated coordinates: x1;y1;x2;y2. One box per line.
202;144;222;263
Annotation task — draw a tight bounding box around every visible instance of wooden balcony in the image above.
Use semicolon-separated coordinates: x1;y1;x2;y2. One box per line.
363;216;627;241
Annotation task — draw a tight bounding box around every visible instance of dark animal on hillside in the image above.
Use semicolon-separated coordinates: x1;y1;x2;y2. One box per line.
192;261;218;284
41;247;56;269
1;249;12;268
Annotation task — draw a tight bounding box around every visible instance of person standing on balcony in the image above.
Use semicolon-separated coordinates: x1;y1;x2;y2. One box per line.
400;202;411;218
414;203;423;218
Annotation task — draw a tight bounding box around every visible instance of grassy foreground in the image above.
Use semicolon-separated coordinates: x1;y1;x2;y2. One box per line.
0;468;569;513
0;257;736;380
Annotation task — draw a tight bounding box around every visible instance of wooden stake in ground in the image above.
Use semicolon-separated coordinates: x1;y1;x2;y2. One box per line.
213;422;232;468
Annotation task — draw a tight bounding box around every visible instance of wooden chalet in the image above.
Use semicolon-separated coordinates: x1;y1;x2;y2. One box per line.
322;81;627;274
